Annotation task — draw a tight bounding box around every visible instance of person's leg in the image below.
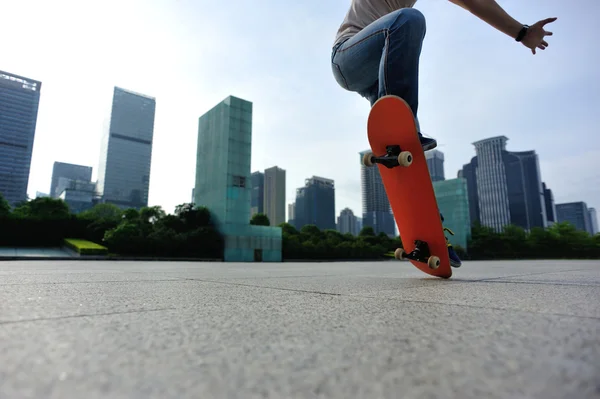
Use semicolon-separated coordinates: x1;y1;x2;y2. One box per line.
331;7;436;150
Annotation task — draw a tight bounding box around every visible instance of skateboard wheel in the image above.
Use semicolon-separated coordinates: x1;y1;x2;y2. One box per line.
398;151;412;167
394;248;405;260
427;256;440;269
362;152;374;167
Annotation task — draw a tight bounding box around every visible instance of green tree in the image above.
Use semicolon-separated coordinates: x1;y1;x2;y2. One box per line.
250;213;270;226
12;197;71;219
78;203;123;221
0;192;10;217
359;226;376;237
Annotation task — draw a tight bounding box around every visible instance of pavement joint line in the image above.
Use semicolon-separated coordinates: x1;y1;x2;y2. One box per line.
168;277;600;321
363;296;600;321
0;307;176;326
0;278;184;286
177;277;343;296
472;268;595;282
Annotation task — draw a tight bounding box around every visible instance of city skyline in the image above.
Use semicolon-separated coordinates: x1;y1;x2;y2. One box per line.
0;0;598;222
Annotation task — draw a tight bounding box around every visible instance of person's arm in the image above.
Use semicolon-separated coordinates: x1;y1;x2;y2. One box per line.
448;0;557;54
448;0;523;39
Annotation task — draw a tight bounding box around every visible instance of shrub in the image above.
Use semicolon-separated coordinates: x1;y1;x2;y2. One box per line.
64;238;108;256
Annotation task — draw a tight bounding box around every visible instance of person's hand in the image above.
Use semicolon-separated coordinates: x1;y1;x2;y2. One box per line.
522;17;557;55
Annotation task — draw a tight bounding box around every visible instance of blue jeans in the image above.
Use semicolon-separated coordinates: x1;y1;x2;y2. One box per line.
331;8;426;131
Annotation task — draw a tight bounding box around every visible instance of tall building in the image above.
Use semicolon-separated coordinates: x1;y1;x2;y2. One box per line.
263;166;285;226
359;149;396;237
556;201;593;235
50;162;93;198
589;207;598;235
250;171;264;216
432;178;471;250
193;95;281;262
542;182;557;226
337;207;358;235
97;86;156;210
425;149;445;182
0;70;42;206
459;136;546;232
57;178;96;214
288;203;295;225
293;176;336;231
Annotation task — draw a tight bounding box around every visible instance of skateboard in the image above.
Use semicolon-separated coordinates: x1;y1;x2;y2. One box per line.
363;95;452;278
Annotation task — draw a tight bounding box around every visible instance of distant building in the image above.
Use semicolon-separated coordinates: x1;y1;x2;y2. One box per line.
57;178;96;214
589;207;598;235
193;95;281;262
542;182;557;226
293;176;336;231
97;86;156;210
359;149;395;237
287;203;295;225
459;136;546;232
250;171;264;217
264;166;285;226
432;178;471;250
337;207;359;235
0;70;42;206
425;149;445;182
556;201;593;235
50;162;93;198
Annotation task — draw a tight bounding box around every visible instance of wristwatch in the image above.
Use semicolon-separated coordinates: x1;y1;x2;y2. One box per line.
516;25;530;42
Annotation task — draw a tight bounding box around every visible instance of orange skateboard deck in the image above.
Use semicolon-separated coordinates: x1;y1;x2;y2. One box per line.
364;95;452;278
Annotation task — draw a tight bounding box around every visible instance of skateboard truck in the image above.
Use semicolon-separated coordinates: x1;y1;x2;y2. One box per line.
362;145;413;169
394;240;441;270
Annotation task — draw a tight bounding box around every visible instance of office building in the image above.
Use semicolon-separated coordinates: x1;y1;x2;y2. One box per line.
293;176;336;231
589;207;598;235
193;95;281;261
556;201;593;235
288;203;295;225
0;70;42;206
250;171;264;216
542;182;557;226
263;166;286;226
97;86;156;210
432;178;471;250
459;136;546;232
56;178;96;214
337;207;359;235
425;149;445;182
359;149;396;237
50;162;93;198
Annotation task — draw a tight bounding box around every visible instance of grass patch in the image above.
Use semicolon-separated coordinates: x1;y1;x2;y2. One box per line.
64;238;108;256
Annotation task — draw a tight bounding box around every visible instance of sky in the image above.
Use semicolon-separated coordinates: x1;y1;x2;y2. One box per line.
1;0;599;220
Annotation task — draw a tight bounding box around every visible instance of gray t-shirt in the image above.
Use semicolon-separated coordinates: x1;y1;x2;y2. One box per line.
333;0;418;46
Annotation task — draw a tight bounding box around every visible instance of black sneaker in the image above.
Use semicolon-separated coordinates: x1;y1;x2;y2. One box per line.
418;132;437;151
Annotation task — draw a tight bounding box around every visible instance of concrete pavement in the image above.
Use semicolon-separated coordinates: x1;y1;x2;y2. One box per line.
0;259;599;398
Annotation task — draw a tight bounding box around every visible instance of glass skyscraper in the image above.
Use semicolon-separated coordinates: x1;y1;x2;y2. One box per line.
556;201;594;235
50;161;93;198
293;176;336;231
193;95;281;262
0;70;41;206
425;149;445;182
359;149;396;237
432;178;471;250
97;87;156;210
459;136;547;232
